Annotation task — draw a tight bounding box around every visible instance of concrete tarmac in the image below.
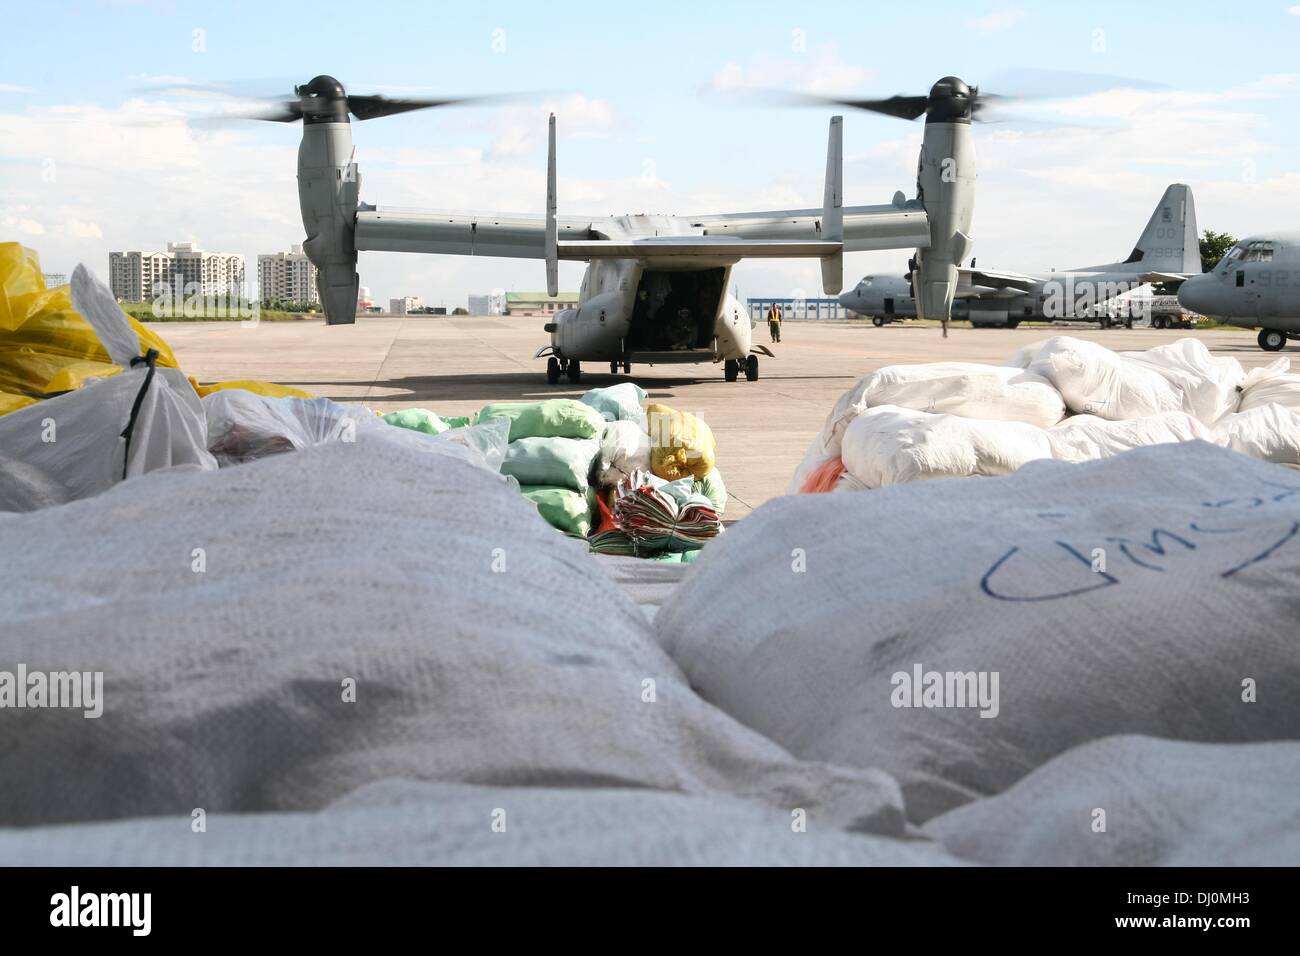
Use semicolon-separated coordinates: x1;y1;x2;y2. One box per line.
151;316;1288;519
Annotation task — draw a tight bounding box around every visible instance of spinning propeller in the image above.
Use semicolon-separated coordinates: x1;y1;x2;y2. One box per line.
137;74;517;124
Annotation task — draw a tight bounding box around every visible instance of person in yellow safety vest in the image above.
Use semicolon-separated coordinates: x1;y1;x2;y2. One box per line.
766;303;782;343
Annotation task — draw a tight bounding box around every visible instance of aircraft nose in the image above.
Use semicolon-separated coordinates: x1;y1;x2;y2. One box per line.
1177;274;1216;314
838;290;856;310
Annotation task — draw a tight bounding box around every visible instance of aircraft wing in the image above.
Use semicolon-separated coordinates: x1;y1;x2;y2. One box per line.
355;207;883;260
557;237;842;259
354;207;597;259
954;285;1024;299
685;203;931;253
961;267;1038;292
1136;271;1195;284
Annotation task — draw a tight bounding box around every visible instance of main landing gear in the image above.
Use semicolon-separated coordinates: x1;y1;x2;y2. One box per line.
1258;328;1290;352
724;355;760;382
547;356;582;384
609;360;631;375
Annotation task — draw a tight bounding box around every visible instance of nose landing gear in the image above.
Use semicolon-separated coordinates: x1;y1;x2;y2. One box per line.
723;355;760;382
546;356;582;384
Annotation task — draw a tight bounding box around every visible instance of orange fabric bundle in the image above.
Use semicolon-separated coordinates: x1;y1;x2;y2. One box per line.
799;457;846;494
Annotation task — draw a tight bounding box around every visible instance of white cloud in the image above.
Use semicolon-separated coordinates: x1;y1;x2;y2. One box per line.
710;44;875;95
64;219;103;239
0;83;34;94
966;8;1026;34
3;216;45;235
487;94;617;158
1289;5;1300;14
1035;73;1300;121
127;74;196;87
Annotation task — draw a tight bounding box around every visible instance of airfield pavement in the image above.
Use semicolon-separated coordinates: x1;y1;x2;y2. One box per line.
152;316;1290;519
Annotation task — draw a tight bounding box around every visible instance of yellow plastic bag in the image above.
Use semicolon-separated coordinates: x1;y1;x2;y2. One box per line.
0;393;37;415
646;402;716;481
189;378;314;400
0;242;179;402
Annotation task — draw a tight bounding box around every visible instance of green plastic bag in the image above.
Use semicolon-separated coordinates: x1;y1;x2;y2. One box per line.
478;399;604;442
650;547;703;563
693;468;728;516
383;408;458;435
502;436;598;492
520;485;593;537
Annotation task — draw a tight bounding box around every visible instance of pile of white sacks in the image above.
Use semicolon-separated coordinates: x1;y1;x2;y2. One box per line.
791;336;1300;493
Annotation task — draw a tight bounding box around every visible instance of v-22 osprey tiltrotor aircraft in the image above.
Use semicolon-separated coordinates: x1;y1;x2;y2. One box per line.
278;74;981;383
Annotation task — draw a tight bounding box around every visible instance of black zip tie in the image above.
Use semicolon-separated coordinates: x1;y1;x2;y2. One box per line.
119;348;159;480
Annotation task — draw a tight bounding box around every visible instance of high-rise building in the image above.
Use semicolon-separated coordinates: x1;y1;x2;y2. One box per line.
468;292;507;315
257;243;320;305
108;242;245;302
389;296;425;315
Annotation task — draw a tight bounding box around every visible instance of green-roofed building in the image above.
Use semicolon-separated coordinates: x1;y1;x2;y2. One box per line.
505;291;579;317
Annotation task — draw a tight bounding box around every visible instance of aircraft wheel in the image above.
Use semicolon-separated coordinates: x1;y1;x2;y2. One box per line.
872;316;885;327
610;361;620;375
1124;317;1134;329
568;360;582;384
745;355;759;382
1006;320;1020;329
546;356;560;385
622;362;631;373
724;359;738;382
1259;329;1287;352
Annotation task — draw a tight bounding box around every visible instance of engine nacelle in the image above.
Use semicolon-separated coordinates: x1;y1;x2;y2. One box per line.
912;77;977;325
555;289;627;359
298;117;360;325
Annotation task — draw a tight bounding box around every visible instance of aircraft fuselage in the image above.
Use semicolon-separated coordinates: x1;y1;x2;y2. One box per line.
841;269;1158;325
547;220;753;365
1178;234;1300;334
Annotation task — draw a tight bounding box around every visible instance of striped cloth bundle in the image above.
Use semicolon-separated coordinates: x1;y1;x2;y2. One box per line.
611;469;722;553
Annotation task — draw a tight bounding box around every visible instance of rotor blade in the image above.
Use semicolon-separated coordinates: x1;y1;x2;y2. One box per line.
980;69;1167;100
211;99;304;123
840;95;929;120
754;90;928;120
347;92;516;121
129;77;311;100
971;93;1023;123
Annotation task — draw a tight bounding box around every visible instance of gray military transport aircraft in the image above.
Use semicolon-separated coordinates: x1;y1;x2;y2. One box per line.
236;74;982;382
839;184;1202;329
1178;233;1300;351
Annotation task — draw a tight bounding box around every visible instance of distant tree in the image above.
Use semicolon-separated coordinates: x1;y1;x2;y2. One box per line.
1200;230;1237;273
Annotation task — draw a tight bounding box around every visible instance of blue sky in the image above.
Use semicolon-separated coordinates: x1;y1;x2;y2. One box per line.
4;0;1300;304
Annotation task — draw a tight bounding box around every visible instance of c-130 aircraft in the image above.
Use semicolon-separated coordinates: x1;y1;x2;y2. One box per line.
840;184;1202;329
276;74;979;382
1178;233;1300;352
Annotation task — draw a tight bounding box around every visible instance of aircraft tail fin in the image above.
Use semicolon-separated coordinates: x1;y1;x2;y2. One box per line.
545;113;558;296
820;115;844;295
1122;183;1200;275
